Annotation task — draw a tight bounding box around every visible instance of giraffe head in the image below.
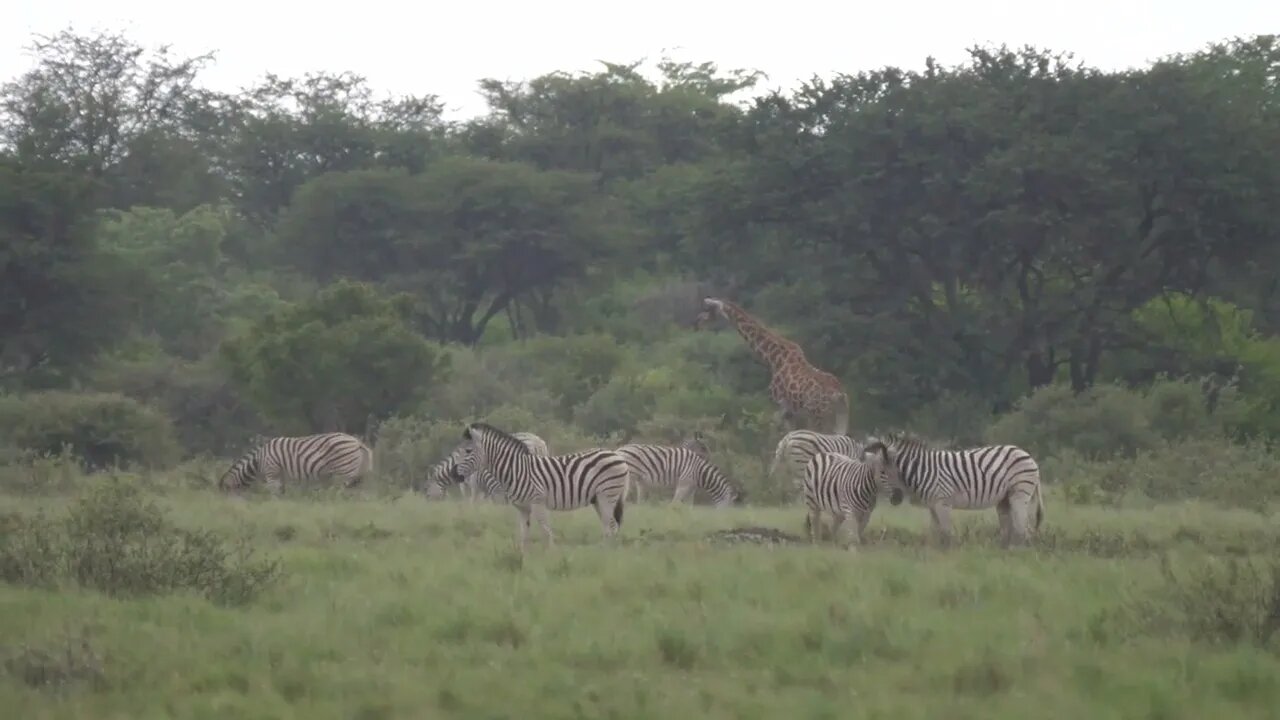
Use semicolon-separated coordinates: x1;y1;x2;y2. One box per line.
692;297;725;330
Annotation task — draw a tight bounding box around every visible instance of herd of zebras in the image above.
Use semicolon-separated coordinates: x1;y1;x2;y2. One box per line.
217;421;1046;552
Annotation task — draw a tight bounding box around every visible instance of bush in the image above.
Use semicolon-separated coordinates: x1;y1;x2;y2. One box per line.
0;391;180;470
987;379;1242;461
1045;434;1280;509
0;481;282;606
1137;555;1280;651
90;347;268;456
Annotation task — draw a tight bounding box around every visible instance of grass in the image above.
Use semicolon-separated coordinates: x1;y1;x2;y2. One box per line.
2;482;1280;719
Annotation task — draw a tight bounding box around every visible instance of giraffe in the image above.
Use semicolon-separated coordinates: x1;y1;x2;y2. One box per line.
693;297;849;435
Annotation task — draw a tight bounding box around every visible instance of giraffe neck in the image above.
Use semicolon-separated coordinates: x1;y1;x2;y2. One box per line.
717;301;795;372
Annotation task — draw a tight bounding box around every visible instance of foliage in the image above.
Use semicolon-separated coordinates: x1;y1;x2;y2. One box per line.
220;280;449;436
986;379;1244;461
2;27;1280;496
0;482;281;605
0;390;179;469
2;489;1279;715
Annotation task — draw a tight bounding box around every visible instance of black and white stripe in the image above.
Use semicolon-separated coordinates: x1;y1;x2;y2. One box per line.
454;422;630;550
424;432;549;502
771;430;863;491
802;446;897;546
867;432;1045;547
219;432;373;493
616;443;742;507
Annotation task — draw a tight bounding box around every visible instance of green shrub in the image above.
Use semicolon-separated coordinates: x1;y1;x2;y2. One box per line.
0;391;180;470
0;481;281;606
1135;555;1280;651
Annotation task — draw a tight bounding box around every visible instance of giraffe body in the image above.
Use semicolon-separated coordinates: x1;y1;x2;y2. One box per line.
694;297;849;435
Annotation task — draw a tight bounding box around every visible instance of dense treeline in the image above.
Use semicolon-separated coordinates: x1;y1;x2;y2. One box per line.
2;28;1279;505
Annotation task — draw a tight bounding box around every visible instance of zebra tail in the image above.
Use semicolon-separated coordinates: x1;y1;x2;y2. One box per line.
613;495;625;526
768;440;787;478
1035;485;1045;530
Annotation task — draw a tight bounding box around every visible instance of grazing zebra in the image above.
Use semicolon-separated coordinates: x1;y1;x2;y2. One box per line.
616;442;742;507
453;422;630;551
770;429;863;491
868;432;1045;548
219;432;373;494
802;444;899;547
424;431;549;502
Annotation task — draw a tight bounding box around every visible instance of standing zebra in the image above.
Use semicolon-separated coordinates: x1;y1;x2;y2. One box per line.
802;444;899;547
424;431;550;502
868;432;1045;548
453;422;630;551
770;429;863;491
219;432;373;494
616;442;742;507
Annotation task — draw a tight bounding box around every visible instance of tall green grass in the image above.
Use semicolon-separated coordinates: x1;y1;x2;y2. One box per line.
2;483;1279;719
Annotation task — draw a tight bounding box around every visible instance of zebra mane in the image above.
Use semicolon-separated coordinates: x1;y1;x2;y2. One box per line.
879;430;944;452
464;422;532;454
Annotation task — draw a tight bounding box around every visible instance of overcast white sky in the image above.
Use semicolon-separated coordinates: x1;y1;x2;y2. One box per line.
3;1;1277;120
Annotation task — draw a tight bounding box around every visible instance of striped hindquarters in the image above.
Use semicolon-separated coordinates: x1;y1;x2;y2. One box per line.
883;435;1041;510
772;430;862;483
803;452;880;515
528;451;631;510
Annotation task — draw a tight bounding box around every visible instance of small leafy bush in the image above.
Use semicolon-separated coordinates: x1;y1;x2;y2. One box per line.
0;391;180;470
0;481;281;606
1141;555;1280;651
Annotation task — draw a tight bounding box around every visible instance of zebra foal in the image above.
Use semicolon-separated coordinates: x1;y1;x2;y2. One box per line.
219;432;373;494
802;444;898;548
868;432;1045;548
616;442;742;507
453;422;630;551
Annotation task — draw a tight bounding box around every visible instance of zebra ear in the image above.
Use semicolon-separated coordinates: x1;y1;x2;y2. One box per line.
462;425;473;440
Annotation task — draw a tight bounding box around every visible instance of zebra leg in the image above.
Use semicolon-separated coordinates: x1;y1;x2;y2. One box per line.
592;493;623;541
928;504;954;548
532;502;555;547
1007;494;1033;548
996;497;1014;548
805;509;822;543
853;508;872;546
514;505;532;553
671;472;696;505
829;512;850;548
264;468;284;496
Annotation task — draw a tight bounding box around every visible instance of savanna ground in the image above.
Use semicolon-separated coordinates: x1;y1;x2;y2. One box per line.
2;474;1279;720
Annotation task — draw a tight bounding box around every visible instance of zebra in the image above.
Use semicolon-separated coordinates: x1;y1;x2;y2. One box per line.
616;442;743;507
770;429;863;492
867;432;1046;548
219;432;373;494
424;431;550;502
802;444;899;547
452;422;630;551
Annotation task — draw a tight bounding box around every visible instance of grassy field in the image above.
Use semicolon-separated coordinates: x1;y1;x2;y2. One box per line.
2;483;1279;719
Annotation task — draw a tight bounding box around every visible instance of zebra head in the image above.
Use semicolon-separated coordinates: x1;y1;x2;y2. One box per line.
862;439;904;505
218;449;259;491
424;449;467;499
460;422;531;472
